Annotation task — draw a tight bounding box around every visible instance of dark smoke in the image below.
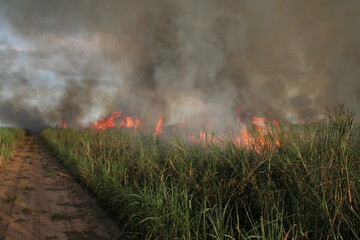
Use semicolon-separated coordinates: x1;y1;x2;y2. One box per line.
0;0;360;131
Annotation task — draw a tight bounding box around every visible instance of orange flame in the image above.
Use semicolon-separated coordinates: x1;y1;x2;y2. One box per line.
273;119;280;127
86;109;282;151
92;111;142;130
188;115;281;152
239;125;252;147
154;116;164;135
60;120;67;129
252;116;266;132
125;117;134;128
267;110;280;127
93;111;122;129
135;118;141;130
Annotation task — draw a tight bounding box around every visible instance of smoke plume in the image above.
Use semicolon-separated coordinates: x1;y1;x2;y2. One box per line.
0;0;360;131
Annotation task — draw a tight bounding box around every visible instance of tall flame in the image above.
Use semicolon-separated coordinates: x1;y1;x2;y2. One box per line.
154;116;164;135
125;117;134;128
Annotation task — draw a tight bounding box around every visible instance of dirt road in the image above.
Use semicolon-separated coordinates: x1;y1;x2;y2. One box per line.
0;137;121;240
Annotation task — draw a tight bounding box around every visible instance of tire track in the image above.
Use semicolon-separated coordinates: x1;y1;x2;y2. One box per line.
0;136;121;240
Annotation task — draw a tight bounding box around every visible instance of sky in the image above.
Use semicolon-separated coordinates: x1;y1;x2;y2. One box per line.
0;0;360;132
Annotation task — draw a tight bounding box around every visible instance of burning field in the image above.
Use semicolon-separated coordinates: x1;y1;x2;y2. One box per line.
64;108;281;149
39;105;360;239
1;0;360;239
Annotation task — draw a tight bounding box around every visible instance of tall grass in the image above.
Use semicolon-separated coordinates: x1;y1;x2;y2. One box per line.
41;106;360;239
0;127;26;166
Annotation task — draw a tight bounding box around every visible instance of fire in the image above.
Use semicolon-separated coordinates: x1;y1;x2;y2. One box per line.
233;125;261;150
251;116;281;148
92;111;142;130
154;116;164;135
125;117;134;128
267;110;280;127
60;120;67;129
273;119;280;127
75;109;282;151
93;111;122;129
252;116;266;146
188;115;281;152
252;116;266;132
135;118;141;130
238;125;252;147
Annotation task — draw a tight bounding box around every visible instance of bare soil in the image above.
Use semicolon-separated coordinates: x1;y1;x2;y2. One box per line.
0;136;121;240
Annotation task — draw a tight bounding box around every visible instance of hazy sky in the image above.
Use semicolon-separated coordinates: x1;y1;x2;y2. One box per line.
1;1;360;131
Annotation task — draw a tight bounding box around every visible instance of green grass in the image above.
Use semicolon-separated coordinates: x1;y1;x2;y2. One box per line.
0;127;26;166
41;106;360;239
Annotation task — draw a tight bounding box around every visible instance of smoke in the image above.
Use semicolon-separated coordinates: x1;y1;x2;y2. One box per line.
0;0;360;131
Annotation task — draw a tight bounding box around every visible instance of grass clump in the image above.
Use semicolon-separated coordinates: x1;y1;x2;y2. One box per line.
23;186;36;191
0;127;26;166
41;105;360;239
1;194;17;203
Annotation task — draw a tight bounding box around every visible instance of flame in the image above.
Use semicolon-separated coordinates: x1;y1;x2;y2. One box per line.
93;111;122;129
135;118;141;130
267;110;280;127
125;117;134;128
72;109;283;151
232;125;259;150
188;115;281;152
60;120;67;129
92;111;141;130
273;119;280;127
252;116;266;132
154;116;164;135
239;125;252;147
